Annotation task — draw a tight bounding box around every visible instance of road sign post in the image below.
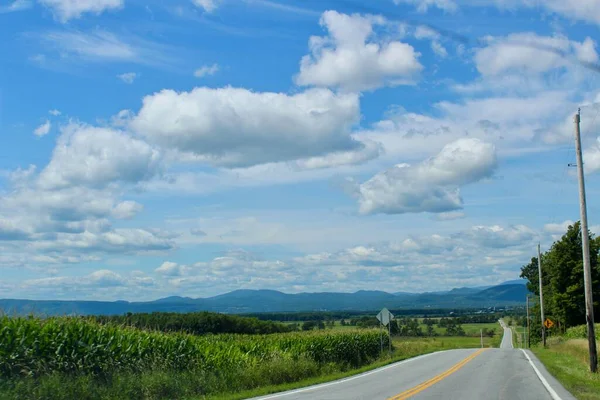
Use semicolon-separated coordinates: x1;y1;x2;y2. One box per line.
376;308;394;355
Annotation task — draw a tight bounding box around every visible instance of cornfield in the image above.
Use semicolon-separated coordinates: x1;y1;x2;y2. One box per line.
0;316;389;380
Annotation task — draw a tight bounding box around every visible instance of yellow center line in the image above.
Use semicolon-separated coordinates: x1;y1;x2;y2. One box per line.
387;348;488;400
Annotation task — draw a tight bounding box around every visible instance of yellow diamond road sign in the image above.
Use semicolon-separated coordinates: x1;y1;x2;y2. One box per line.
544;318;554;329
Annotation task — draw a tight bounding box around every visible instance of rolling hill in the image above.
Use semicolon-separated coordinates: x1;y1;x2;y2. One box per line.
0;280;530;316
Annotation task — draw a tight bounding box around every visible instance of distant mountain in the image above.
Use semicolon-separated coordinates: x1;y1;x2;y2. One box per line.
467;284;529;303
497;279;527;286
0;282;531;316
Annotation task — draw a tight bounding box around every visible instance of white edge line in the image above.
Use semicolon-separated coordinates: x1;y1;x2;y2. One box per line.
253;349;466;399
521;349;562;400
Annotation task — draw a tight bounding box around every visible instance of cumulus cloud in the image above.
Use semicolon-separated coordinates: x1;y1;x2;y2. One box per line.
488;0;600;26
130;87;362;167
292;139;382;170
194;64;219;78
161;222;537;295
155;261;186;276
458;225;535;248
544;220;575;234
356;138;497;214
31;229;175;254
38;123;161;190
112;201;144;220
34;120;51;136
359;90;573;162
474;33;599;77
49;109;61;116
295;11;422;91
117;72;137;84
39;0;123;22
0;218;32;240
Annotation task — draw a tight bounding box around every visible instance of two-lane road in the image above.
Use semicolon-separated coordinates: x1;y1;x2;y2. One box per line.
499;318;514;349
251;322;575;400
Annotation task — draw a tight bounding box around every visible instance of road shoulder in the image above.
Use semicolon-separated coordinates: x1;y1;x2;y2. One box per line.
521;349;577;400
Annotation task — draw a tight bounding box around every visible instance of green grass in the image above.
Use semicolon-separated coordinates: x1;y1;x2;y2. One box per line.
532;338;600;400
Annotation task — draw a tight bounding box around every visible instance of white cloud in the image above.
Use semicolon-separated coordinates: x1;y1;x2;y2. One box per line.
431;41;448;58
584;137;600;174
39;0;123;22
24;270;125;288
544;220;575;234
292;139;382;170
194;64;219;78
112;201;143;220
193;0;219;12
392;0;457;12
396;0;600;25
38;30;170;66
161;222;536;295
155;261;187;276
48;109;61;116
459;225;535;248
295;11;422;91
435;211;466;221
0;218;32;240
0;0;31;14
130;87;362;167
34;120;51;137
488;0;600;26
357;138;497;214
31;229;175;254
474;33;598;77
117;72;137;84
41;30;135;61
38;123;161;189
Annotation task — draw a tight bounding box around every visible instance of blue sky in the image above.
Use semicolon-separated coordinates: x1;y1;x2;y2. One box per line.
1;0;600;301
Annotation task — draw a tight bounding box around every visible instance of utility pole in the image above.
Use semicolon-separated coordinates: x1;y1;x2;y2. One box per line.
538;243;546;347
574;109;598;373
526;296;530;349
480;328;483;348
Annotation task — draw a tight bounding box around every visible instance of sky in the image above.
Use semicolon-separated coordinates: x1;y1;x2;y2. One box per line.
1;0;600;301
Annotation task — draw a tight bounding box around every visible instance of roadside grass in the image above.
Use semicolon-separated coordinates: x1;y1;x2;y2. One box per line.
511;327;527;348
532;338;600;400
205;336;496;400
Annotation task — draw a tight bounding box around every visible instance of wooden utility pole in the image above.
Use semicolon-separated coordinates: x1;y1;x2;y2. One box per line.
574;109;598;373
538;243;546;347
526;296;530;348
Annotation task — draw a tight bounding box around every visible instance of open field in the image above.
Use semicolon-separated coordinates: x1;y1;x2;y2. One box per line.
282;319;501;337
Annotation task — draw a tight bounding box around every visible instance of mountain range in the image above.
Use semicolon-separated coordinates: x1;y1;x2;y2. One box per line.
0;280;529;316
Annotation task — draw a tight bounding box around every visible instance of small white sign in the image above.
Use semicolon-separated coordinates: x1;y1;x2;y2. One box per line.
376;307;394;326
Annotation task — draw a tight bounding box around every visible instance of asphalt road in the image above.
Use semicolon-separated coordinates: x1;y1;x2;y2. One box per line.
499;319;514;349
251;322;575;400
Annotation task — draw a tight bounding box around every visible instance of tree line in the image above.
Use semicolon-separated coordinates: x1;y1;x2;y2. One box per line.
520;221;600;343
88;311;292;335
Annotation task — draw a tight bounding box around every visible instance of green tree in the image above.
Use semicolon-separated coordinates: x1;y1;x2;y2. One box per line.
520;221;600;332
